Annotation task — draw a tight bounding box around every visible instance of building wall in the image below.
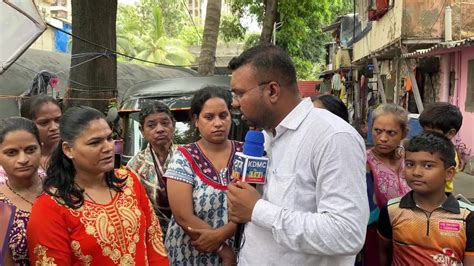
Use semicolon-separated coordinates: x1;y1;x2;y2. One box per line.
353;0;403;61
456;48;474;155
354;0;474;62
32;0;72;52
30;28;55;51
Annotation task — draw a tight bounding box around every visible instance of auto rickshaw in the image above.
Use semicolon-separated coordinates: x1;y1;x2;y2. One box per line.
117;76;247;165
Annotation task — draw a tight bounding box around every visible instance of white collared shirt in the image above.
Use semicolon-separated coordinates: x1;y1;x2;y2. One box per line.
238;98;369;266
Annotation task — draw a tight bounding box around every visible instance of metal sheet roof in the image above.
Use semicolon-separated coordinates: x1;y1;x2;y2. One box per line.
402;38;474;58
119;76;231;112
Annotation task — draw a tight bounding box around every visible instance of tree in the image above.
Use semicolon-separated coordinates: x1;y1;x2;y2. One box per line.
198;0;222;75
219;16;246;43
138;0;187;38
66;0;117;113
229;0;353;79
260;0;278;44
116;3;194;66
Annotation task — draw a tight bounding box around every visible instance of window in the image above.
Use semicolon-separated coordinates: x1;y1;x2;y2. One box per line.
368;0;395;21
466;59;474;112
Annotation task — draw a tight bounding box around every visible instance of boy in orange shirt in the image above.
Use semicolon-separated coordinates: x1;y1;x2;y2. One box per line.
378;132;474;265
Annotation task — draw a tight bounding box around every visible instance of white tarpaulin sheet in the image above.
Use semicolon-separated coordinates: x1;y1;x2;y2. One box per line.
0;0;46;74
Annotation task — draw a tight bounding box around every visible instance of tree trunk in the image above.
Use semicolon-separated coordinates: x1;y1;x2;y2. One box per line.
198;0;222;75
65;0;117;113
260;0;278;44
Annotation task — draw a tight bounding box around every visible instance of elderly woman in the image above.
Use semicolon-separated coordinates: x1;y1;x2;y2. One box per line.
127;101;177;239
27;106;168;265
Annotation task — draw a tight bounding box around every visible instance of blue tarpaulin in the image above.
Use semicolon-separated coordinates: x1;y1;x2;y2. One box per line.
54;22;71;53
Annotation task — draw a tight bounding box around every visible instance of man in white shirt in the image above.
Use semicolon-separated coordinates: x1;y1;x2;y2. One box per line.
227;44;369;265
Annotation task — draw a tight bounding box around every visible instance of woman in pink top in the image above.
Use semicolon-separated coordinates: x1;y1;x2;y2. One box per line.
362;104;411;266
367;104;411;208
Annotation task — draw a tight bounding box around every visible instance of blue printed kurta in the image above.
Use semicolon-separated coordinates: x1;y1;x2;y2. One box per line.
164;141;242;265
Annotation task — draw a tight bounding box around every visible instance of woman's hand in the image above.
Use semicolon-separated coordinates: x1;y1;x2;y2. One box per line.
218;245;236;266
188;227;224;253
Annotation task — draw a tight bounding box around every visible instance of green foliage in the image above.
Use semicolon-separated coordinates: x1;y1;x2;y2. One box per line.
178;25;204;46
228;0;354;79
139;0;188;38
243;33;260;50
116;2;194;66
219;16;246;43
292;57;316;80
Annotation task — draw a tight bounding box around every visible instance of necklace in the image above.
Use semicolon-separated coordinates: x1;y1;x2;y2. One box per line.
83;187;113;204
5;180;36;206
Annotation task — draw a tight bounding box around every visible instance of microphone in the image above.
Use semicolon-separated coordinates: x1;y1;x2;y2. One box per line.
231;130;269;251
231;130;269;184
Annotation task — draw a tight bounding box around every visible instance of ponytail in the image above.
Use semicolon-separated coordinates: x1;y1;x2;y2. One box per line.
44;141;84;209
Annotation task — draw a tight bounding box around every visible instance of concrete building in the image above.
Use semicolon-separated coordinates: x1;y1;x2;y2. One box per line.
352;0;474;174
31;0;72;53
187;0;232;26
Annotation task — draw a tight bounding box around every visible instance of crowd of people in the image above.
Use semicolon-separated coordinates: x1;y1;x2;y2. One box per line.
0;44;472;265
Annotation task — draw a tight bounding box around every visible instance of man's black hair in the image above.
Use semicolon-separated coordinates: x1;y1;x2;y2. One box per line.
228;44;298;92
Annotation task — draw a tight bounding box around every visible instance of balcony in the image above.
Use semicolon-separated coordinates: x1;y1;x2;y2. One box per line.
353;0;474;62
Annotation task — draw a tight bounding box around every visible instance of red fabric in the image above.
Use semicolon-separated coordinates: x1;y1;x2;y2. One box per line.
27;170;169;265
178;146;229;191
177;141;242;191
363;224;381;266
368;0;390;20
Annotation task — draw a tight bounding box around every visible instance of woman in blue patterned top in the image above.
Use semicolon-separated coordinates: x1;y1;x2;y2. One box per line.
164;86;242;265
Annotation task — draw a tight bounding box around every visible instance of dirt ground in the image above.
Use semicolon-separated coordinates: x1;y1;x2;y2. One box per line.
453;171;474;203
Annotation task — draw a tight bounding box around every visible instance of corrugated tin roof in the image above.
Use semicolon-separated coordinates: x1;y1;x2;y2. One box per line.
297;80;321;97
402;38;474;58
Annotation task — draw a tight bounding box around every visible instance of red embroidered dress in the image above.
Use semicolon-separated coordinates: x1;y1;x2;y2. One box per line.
27;169;169;265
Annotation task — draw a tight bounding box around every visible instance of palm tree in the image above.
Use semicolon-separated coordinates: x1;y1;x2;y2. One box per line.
198;0;222;75
116;4;194;66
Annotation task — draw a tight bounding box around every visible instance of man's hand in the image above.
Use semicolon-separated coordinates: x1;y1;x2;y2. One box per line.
227;181;261;223
188;227;223;253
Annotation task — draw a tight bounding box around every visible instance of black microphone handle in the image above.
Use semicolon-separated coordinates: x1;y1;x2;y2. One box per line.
232;183;257;251
234;222;245;250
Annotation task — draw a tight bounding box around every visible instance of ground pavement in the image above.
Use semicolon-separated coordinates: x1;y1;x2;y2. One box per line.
454;171;474;203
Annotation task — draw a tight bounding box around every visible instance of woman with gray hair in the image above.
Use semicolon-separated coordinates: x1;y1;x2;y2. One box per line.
363;104;411;266
127;101;177;241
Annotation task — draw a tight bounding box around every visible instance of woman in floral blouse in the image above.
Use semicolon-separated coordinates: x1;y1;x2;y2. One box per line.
165;86;242;265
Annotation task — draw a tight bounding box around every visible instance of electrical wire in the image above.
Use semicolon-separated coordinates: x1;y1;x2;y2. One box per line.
0;94;116;101
56;53;105;74
14;62;38;74
46;22;197;68
71;52;108;58
69;80;117;90
180;0;202;44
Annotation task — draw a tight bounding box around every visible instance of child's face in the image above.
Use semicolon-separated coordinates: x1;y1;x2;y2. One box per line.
405;151;455;194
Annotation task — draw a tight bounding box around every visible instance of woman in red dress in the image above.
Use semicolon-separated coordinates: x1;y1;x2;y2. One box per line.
27;106;169;265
